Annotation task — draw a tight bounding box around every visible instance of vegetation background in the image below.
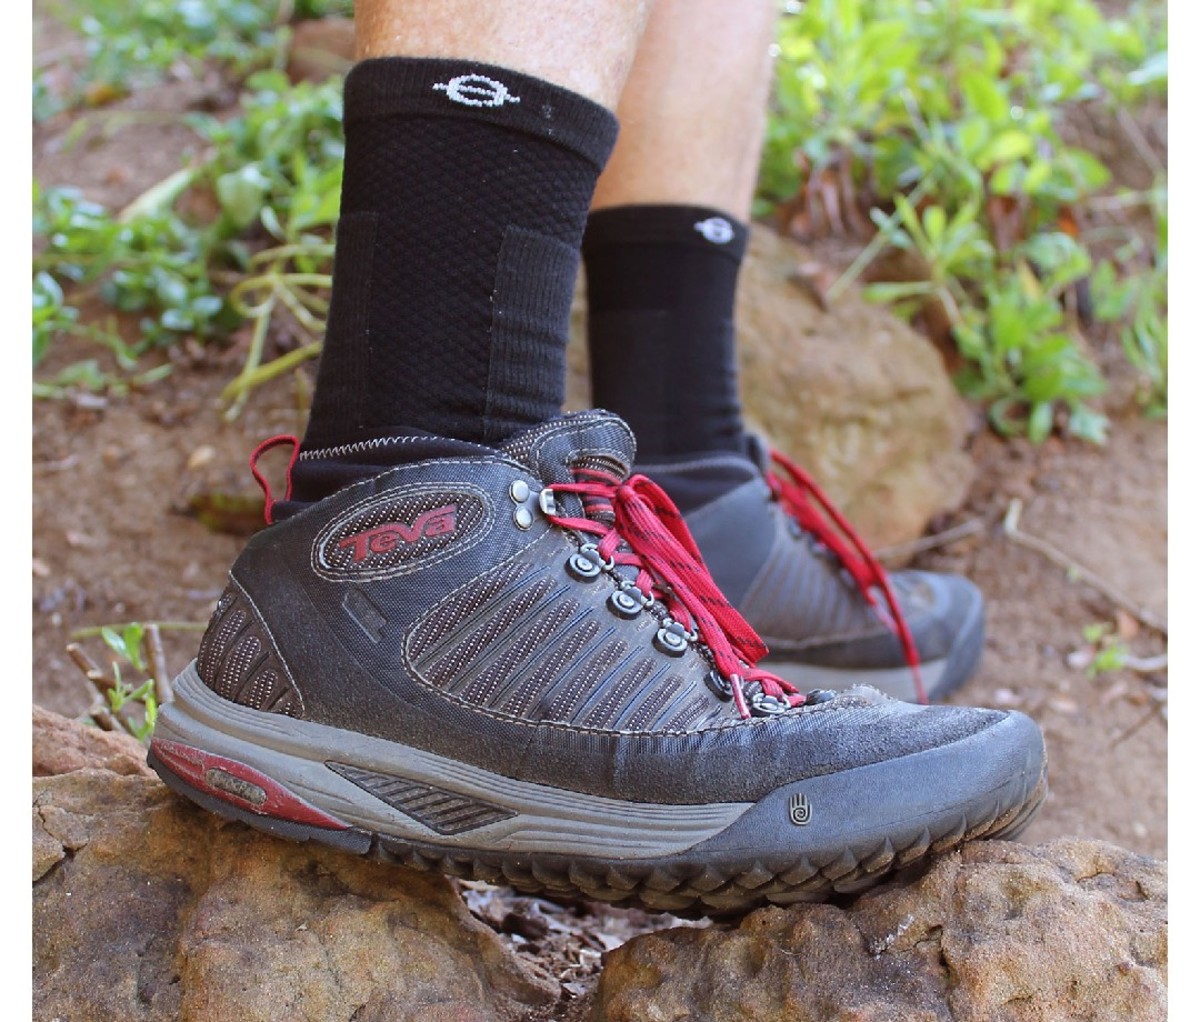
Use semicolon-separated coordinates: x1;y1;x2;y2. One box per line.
34;0;1167;438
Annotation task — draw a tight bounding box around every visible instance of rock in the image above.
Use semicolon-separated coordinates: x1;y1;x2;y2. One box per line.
32;708;558;1022
567;225;973;548
594;839;1167;1022
33;703;153;778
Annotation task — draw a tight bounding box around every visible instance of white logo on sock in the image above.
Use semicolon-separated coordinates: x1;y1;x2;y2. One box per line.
694;217;735;244
433;74;522;108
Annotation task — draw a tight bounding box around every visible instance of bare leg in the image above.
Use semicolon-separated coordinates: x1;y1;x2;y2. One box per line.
591;0;777;218
581;0;777;467
355;0;654;109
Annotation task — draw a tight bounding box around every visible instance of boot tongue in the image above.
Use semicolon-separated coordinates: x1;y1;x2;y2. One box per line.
499;410;636;487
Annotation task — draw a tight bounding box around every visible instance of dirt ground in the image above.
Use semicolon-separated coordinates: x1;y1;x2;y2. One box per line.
31;13;1167;1010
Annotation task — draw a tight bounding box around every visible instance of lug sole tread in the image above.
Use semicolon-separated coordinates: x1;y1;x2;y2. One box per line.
148;748;1047;917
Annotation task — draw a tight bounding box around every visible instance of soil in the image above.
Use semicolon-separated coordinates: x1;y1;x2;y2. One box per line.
31;13;1167;1017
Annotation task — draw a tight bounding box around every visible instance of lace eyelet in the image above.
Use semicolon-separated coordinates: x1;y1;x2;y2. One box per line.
578;542;615;572
749;691;791;717
805;688;837;704
654;626;689;657
566;553;602;581
608;589;643;619
704;670;734;702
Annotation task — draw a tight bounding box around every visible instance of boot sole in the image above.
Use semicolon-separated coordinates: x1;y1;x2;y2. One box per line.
148;663;1045;916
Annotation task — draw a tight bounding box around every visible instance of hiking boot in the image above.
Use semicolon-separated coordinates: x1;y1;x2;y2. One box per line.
640;438;985;704
148;411;1044;916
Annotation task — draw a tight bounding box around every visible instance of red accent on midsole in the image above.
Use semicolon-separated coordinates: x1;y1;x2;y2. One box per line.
151;738;349;830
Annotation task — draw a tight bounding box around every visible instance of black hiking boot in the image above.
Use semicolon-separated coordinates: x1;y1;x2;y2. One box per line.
148;411;1044;915
640;438;985;703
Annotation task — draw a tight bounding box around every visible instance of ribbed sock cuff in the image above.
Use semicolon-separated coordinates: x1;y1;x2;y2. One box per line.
584;204;749;261
345;57;619;171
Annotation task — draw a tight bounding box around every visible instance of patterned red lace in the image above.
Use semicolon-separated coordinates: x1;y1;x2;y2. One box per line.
765;450;927;704
545;468;805;719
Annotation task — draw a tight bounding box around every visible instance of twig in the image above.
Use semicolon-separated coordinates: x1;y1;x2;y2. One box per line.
827;177;935;304
66;642;141;738
1111;703;1165;747
71;620;206;639
1124;653;1169;674
145;624;174;705
1003;500;1167;636
876;517;986;564
1117;107;1165;179
88;705;119;732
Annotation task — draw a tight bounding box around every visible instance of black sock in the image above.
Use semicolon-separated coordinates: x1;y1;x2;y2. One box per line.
289;58;618;511
582;204;750;471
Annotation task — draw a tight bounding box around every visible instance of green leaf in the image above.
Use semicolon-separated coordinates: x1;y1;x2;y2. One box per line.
1027;401;1054;443
1022;159;1053;195
1064;149;1112;190
216;163;271;229
100;625;127;660
923;205;947;243
1128;50;1167;88
122;623;146;671
863;282;936;304
1067;405;1110;444
961;70;1007;122
977;130;1035;169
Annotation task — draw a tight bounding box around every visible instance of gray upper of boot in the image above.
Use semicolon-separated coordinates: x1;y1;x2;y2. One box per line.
196;412;1006;806
641;450;978;668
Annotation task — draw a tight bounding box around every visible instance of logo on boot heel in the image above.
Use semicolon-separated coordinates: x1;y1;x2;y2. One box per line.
788;792;812;826
314;484;492;581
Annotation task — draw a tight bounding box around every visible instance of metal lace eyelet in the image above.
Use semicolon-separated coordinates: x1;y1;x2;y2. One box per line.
566;553;602;581
508;479;536;529
805;688;837;704
608;589;643;619
654;626;689;657
578;543;615;572
538;488;560;516
749;691;791;717
704;670;734;702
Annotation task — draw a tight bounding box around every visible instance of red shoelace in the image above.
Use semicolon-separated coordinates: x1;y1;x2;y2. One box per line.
765;449;927;704
545;468;805;720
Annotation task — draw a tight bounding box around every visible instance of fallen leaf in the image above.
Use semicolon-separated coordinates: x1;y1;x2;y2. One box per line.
187;445;217;471
1115;609;1140;641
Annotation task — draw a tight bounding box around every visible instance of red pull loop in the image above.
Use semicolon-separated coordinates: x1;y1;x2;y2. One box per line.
249;435;301;525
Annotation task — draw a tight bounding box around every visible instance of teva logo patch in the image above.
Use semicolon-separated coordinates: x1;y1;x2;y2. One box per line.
694;216;734;244
338;504;458;562
433;74;521;108
788;792;812;826
313;484;492;582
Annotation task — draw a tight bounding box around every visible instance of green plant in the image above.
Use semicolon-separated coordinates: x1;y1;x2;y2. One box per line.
1079;621;1131;677
37;0;284;118
762;0;1167;441
69;620;203;741
33;71;344;401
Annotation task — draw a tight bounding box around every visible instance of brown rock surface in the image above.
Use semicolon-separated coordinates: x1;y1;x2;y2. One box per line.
33;702;153;779
32;709;558;1022
568;225;974;549
594;839;1167;1022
